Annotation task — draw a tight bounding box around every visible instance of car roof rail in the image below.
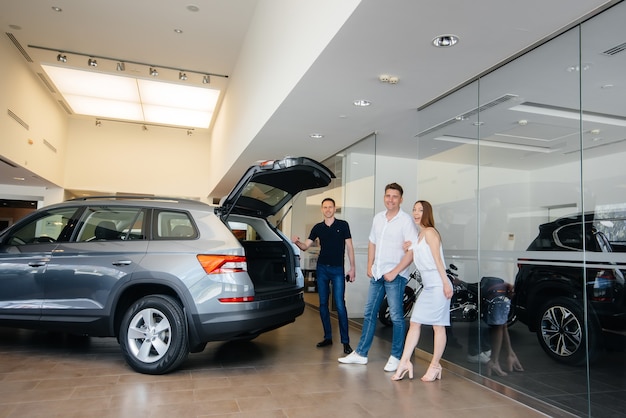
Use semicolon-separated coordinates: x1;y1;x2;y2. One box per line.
65;195;206;205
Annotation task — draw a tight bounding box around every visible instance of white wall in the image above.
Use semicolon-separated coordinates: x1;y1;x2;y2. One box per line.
0;33;68;189
208;0;361;195
63;119;212;201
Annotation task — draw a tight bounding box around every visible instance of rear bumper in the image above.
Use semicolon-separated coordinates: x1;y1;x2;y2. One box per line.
190;292;305;342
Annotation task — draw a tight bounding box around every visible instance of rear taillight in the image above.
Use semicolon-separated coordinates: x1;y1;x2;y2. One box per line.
197;255;247;275
592;270;616;302
218;296;255;303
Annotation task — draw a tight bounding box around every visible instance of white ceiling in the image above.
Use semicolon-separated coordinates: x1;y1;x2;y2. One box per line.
0;0;621;197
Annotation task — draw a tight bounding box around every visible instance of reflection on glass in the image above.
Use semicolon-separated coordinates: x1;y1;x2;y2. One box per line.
415;3;626;416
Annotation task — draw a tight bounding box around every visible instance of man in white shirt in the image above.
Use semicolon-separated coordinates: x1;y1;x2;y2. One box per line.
338;183;417;372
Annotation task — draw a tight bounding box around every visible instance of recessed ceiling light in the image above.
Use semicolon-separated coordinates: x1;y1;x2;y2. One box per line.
174;29;183;34
187;4;200;12
353;99;371;107
432;34;459;48
51;6;62;12
309;133;324;139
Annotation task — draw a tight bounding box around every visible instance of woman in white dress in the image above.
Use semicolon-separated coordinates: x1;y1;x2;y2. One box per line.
391;200;453;382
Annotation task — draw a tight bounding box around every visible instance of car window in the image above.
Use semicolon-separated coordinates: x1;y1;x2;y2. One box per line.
154;210;197;239
228;221;262;241
4;207;78;245
75;206;145;242
555;223;583;250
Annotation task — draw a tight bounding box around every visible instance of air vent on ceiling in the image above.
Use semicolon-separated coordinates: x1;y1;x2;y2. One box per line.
7;109;29;130
43;139;57;153
602;42;626;56
37;73;57;93
0;157;18;168
57;100;73;115
5;32;33;62
416;94;518;138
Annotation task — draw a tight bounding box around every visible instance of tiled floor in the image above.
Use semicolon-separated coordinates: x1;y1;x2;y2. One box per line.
0;305;551;418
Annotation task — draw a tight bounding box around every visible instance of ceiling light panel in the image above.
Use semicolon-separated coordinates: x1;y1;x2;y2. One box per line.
41;64;220;128
64;95;144;120
137;79;219;111
143;105;212;128
42;65;139;101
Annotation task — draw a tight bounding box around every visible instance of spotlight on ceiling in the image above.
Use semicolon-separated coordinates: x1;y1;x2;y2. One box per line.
150;67;159;77
88;58;98;67
432;34;459;48
202;75;210;84
142;124;148;131
95;120;102;127
56;53;67;63
116;62;125;71
179;72;188;81
187;129;193;136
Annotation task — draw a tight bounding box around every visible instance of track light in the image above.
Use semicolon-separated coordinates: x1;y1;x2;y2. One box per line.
202;75;210;84
149;67;159;77
187;130;193;136
95;120;102;127
56;53;67;63
179;72;188;81
116;62;125;71
88;58;98;67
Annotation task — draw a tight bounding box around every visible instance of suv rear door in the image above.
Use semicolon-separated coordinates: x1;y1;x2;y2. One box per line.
216;156;335;220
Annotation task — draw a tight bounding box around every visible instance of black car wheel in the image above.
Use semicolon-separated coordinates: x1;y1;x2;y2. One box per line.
119;295;189;374
536;296;599;366
378;286;417;327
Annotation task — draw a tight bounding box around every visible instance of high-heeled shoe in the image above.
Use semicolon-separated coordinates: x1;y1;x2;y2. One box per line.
420;364;442;382
391;362;413;381
486;361;507;377
505;355;524;372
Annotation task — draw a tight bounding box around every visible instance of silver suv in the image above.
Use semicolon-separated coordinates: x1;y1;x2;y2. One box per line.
0;157;334;374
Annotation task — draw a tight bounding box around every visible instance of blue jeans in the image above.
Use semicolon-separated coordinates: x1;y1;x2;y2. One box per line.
355;274;407;359
316;264;349;344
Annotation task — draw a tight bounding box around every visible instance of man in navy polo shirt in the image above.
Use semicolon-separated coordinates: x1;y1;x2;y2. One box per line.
293;197;356;354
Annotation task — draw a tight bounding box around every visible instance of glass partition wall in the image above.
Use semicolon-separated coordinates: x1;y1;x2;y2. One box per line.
415;3;625;416
290;3;625;416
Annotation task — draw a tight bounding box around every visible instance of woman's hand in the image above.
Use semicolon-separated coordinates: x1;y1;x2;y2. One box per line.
443;280;454;299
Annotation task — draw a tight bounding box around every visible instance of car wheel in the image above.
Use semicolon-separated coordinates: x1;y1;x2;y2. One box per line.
119;295;189;374
536;296;599;366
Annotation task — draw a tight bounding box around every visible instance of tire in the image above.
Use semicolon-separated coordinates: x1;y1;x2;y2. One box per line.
535;296;600;366
119;295;189;375
378;287;417;327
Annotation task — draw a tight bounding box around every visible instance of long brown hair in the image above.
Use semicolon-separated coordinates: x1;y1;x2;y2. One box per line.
416;200;435;228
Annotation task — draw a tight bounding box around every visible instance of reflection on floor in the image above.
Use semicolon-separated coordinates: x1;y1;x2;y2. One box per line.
437;320;626;418
306;291;626;417
0;306;547;418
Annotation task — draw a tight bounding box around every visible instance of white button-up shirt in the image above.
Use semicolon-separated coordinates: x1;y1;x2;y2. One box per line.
369;209;418;279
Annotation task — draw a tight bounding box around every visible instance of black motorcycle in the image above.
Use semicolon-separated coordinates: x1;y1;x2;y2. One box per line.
377;264;515;326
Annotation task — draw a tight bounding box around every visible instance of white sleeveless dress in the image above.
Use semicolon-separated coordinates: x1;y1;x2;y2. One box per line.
410;237;451;325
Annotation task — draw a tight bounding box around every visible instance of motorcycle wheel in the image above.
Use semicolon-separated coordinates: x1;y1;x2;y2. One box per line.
378;286;417;327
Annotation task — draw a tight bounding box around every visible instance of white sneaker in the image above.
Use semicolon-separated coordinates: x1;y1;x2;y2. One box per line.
338;351;368;365
466;351;490;364
383;355;400;372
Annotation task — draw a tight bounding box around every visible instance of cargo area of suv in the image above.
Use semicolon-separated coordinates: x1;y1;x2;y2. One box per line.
0;156;335;374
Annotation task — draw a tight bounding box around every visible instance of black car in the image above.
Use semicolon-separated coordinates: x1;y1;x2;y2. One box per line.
513;212;626;365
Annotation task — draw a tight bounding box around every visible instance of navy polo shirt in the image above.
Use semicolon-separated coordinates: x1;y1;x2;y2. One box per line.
308;219;351;267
